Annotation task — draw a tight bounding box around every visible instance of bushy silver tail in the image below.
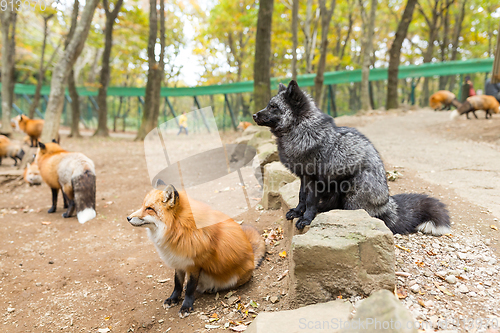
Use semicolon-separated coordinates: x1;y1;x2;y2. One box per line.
72;170;96;224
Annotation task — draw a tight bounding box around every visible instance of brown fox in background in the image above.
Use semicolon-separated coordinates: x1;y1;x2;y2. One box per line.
0;135;25;166
14;115;44;147
429;90;461;110
451;95;500;119
36;142;96;224
237;121;253;131
127;182;265;318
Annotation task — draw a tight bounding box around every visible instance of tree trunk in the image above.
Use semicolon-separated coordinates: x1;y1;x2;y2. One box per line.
41;0;99;142
360;0;377;111
493;20;500;84
253;0;274;111
1;9;17;135
94;0;124;137
152;0;165;125
291;0;299;80
68;69;82;138
29;15;54;119
136;0;159;141
313;0;336;106
303;0;319;74
386;0;418;110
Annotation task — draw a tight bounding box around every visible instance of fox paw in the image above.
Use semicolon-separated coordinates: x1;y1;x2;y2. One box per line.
62;212;71;218
163;297;180;309
179;305;193;318
295;217;312;230
286;208;303;220
47;207;56;214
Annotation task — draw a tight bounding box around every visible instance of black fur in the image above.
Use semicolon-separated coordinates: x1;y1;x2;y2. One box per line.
72;169;96;217
253;80;451;235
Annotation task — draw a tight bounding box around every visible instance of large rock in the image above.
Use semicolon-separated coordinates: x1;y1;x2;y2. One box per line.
341;290;417;333
279;178;301;211
252;143;280;185
248;129;273;149
247;299;353;333
262;162;297;209
290;210;395;306
234;134;254;145
242;125;263;136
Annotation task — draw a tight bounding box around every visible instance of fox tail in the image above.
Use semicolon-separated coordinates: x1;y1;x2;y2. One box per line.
72;169;96;224
241;225;266;268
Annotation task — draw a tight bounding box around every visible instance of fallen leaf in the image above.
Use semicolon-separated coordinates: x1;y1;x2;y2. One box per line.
395;272;411;277
230;324;247;332
249;300;259;308
225;291;234;299
418;299;426;307
395;244;411;252
205;324;220;329
396;287;408;299
427;250;437;256
157;279;170;283
491;225;498;231
433;281;454;296
279;251;287;258
41;221;51;225
277;270;289;281
415;261;425;267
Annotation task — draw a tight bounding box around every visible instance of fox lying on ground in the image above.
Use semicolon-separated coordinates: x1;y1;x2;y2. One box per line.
450;95;500;119
36;141;96;223
0;135;25;166
127;182;265;318
14;115;44;147
429;90;461;110
24;162;42;186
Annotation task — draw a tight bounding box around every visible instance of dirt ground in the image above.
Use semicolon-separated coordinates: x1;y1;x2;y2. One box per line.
1;108;500;332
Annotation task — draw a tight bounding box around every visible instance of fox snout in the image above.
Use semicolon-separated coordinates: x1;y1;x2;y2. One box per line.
252;109;267;125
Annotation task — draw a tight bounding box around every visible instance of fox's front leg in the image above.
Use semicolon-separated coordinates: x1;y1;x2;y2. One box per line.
164;270;185;309
296;181;320;230
179;268;200;318
286;176;307;220
48;188;58;213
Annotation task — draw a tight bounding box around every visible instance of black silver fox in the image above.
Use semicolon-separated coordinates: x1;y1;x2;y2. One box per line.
253;80;451;235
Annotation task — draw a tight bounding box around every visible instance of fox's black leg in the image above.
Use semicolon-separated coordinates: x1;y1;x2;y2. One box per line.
179;269;200;318
61;191;75;218
48;188;58;213
296;181;320;230
286;176;307;220
164;270;185;309
62;191;69;209
473;111;478;119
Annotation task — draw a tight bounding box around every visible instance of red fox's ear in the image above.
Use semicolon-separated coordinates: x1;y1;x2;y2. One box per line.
38;142;46;150
162;184;179;208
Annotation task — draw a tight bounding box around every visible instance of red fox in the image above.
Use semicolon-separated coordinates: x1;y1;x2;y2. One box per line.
429;90;461;110
451;95;500;120
14;115;44;147
24;162;42;186
0;135;25;166
237;121;253;131
127;182;265;318
36;142;96;223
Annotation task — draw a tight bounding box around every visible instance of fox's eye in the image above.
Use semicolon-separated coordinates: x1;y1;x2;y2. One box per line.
146;207;155;212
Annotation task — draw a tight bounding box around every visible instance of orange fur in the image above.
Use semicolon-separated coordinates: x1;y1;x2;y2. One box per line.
24;162;42;186
467;95;500;114
0;135;10;159
36;142;69;191
237;121;253;131
128;185;265;316
429;90;456;110
15;115;44;147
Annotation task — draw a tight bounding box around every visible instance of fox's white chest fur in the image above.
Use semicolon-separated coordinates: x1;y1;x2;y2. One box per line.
146;228;194;270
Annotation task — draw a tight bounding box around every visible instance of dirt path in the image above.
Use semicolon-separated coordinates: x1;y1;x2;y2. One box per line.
1;109;500;332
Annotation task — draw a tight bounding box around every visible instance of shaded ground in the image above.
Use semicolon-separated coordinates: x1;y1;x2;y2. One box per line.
1;108;500;332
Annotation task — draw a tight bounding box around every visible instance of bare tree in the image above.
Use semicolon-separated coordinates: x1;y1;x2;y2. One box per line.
291;0;299;80
448;0;467;91
386;0;418;110
303;0;320;74
67;0;81;138
359;0;377;111
313;0;336;105
41;0;99;142
29;13;57;119
94;0;124;137
254;0;275;111
136;0;165;140
0;9;17;135
493;20;500;84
